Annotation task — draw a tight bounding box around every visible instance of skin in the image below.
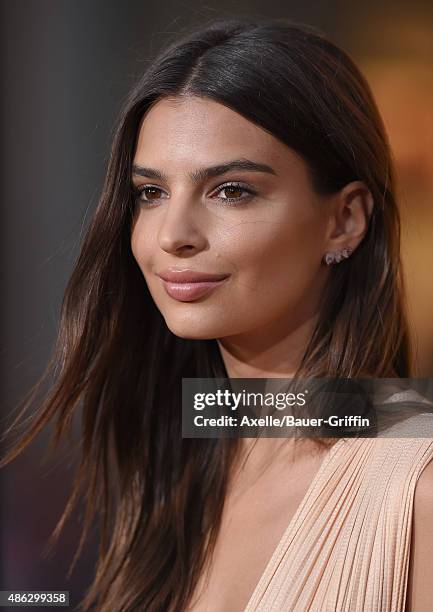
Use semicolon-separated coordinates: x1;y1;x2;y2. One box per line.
405;458;433;611
130;96;433;610
129;96;433;611
130;95;373;377
130;92;374;483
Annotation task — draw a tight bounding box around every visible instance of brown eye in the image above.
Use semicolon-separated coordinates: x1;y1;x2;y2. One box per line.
141;186;163;200
132;184;169;205
213;181;256;205
222;186;243;199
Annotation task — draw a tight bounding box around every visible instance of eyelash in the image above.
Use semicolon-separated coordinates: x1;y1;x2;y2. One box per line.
131;181;257;207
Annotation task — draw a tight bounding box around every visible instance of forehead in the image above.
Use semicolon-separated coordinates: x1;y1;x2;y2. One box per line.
133;96;289;167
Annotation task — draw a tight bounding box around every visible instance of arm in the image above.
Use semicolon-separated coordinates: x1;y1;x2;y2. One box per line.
405;456;433;611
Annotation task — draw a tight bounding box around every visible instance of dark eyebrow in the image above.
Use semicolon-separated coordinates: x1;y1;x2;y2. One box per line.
131;158;277;182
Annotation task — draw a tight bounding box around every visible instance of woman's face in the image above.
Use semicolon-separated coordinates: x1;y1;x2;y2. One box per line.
131;95;334;341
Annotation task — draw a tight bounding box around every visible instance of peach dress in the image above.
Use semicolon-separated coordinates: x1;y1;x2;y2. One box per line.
243;408;433;611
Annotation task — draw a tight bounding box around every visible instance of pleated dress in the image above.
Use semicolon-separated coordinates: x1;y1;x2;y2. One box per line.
243;405;433;611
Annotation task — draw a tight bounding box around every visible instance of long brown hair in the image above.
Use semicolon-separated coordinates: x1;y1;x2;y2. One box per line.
0;17;412;611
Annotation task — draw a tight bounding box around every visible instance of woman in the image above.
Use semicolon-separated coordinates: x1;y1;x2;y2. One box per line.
2;17;433;612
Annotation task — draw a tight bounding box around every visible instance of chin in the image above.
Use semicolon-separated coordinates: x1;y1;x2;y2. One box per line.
165;323;220;340
162;312;226;340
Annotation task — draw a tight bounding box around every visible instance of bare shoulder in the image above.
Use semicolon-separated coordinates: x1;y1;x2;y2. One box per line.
414;453;433;503
405;452;433;611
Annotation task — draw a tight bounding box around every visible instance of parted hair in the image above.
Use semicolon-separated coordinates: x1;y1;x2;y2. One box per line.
1;17;411;611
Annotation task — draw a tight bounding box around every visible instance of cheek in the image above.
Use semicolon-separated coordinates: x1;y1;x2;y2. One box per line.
128;201;325;339
130;217;154;273
228;214;321;291
130;226;164;309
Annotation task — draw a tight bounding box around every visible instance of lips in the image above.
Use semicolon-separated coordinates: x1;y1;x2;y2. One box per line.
157;269;229;283
157;268;230;302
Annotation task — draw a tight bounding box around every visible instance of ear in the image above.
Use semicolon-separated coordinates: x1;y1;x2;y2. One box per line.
324;180;374;254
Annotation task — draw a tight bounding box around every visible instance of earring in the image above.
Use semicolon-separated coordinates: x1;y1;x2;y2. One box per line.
323;247;352;265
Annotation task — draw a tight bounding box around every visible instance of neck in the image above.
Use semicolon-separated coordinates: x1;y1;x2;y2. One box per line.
216;308;321;470
217;308;319;379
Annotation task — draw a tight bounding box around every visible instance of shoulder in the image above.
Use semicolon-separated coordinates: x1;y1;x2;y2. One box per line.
412;454;433;539
414;452;433;501
405;452;433;611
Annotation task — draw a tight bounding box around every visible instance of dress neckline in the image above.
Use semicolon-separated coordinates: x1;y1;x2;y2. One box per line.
243;436;348;611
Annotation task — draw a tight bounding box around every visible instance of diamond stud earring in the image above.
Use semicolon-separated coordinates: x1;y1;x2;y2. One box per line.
323;247;353;265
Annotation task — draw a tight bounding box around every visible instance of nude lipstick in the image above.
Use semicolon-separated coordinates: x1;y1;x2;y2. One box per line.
157;268;230;302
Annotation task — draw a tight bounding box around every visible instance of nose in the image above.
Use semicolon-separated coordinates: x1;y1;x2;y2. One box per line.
157;194;207;256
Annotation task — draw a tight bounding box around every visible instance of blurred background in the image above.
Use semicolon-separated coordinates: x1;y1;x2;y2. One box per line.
1;0;432;609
